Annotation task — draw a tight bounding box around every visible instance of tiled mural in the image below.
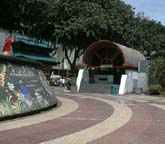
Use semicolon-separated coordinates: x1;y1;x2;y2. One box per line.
0;61;57;118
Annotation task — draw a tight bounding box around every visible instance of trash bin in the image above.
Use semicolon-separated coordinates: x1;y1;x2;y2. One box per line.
111;85;119;95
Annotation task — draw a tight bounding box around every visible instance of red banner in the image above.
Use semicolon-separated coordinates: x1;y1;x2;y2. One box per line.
2;35;13;56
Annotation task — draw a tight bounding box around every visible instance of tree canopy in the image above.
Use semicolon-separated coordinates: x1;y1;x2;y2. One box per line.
0;0;165;71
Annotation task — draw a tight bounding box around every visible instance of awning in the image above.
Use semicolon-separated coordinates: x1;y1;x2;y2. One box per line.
14;53;59;63
83;40;146;68
14;36;54;49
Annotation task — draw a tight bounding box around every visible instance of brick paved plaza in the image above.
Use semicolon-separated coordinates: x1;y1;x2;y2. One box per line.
0;87;165;144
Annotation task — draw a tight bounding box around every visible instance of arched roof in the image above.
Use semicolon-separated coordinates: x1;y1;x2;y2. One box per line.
83;40;146;68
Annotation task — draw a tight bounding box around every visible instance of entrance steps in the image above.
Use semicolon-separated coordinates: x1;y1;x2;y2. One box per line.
79;83;112;94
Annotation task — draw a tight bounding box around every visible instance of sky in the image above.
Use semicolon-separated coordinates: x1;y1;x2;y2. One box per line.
122;0;165;25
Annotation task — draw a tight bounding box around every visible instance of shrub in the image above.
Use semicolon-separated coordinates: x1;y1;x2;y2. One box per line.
160;92;165;97
147;84;162;95
67;77;77;86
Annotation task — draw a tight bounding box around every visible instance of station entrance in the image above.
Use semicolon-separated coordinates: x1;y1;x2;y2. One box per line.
77;40;146;94
83;41;126;85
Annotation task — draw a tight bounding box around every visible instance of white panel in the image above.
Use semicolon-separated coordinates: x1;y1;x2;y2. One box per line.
119;75;127;95
76;69;84;92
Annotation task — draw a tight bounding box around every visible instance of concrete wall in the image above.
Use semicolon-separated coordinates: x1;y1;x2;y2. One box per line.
125;70;148;94
0;56;57;118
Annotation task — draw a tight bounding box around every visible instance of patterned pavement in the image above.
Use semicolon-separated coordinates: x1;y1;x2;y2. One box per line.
0;87;165;144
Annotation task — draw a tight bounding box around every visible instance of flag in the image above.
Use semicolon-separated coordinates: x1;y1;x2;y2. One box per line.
2;35;13;56
49;47;65;62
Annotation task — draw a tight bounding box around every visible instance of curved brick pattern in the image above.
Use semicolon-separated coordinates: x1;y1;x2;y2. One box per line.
40;97;132;144
150;104;165;110
0;96;113;144
132;105;165;144
88;104;165;144
88;104;152;144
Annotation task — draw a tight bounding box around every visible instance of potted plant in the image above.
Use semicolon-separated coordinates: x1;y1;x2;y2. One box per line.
67;77;77;93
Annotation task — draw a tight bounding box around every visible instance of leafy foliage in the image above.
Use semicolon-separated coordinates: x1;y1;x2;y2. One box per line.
67;77;77;86
0;0;49;39
45;0;136;73
147;84;162;95
0;0;165;75
150;57;165;88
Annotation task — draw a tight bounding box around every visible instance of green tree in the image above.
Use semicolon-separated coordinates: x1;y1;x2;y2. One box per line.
1;0;165;76
134;18;164;52
150;57;165;88
0;0;49;40
0;0;22;29
46;0;135;73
